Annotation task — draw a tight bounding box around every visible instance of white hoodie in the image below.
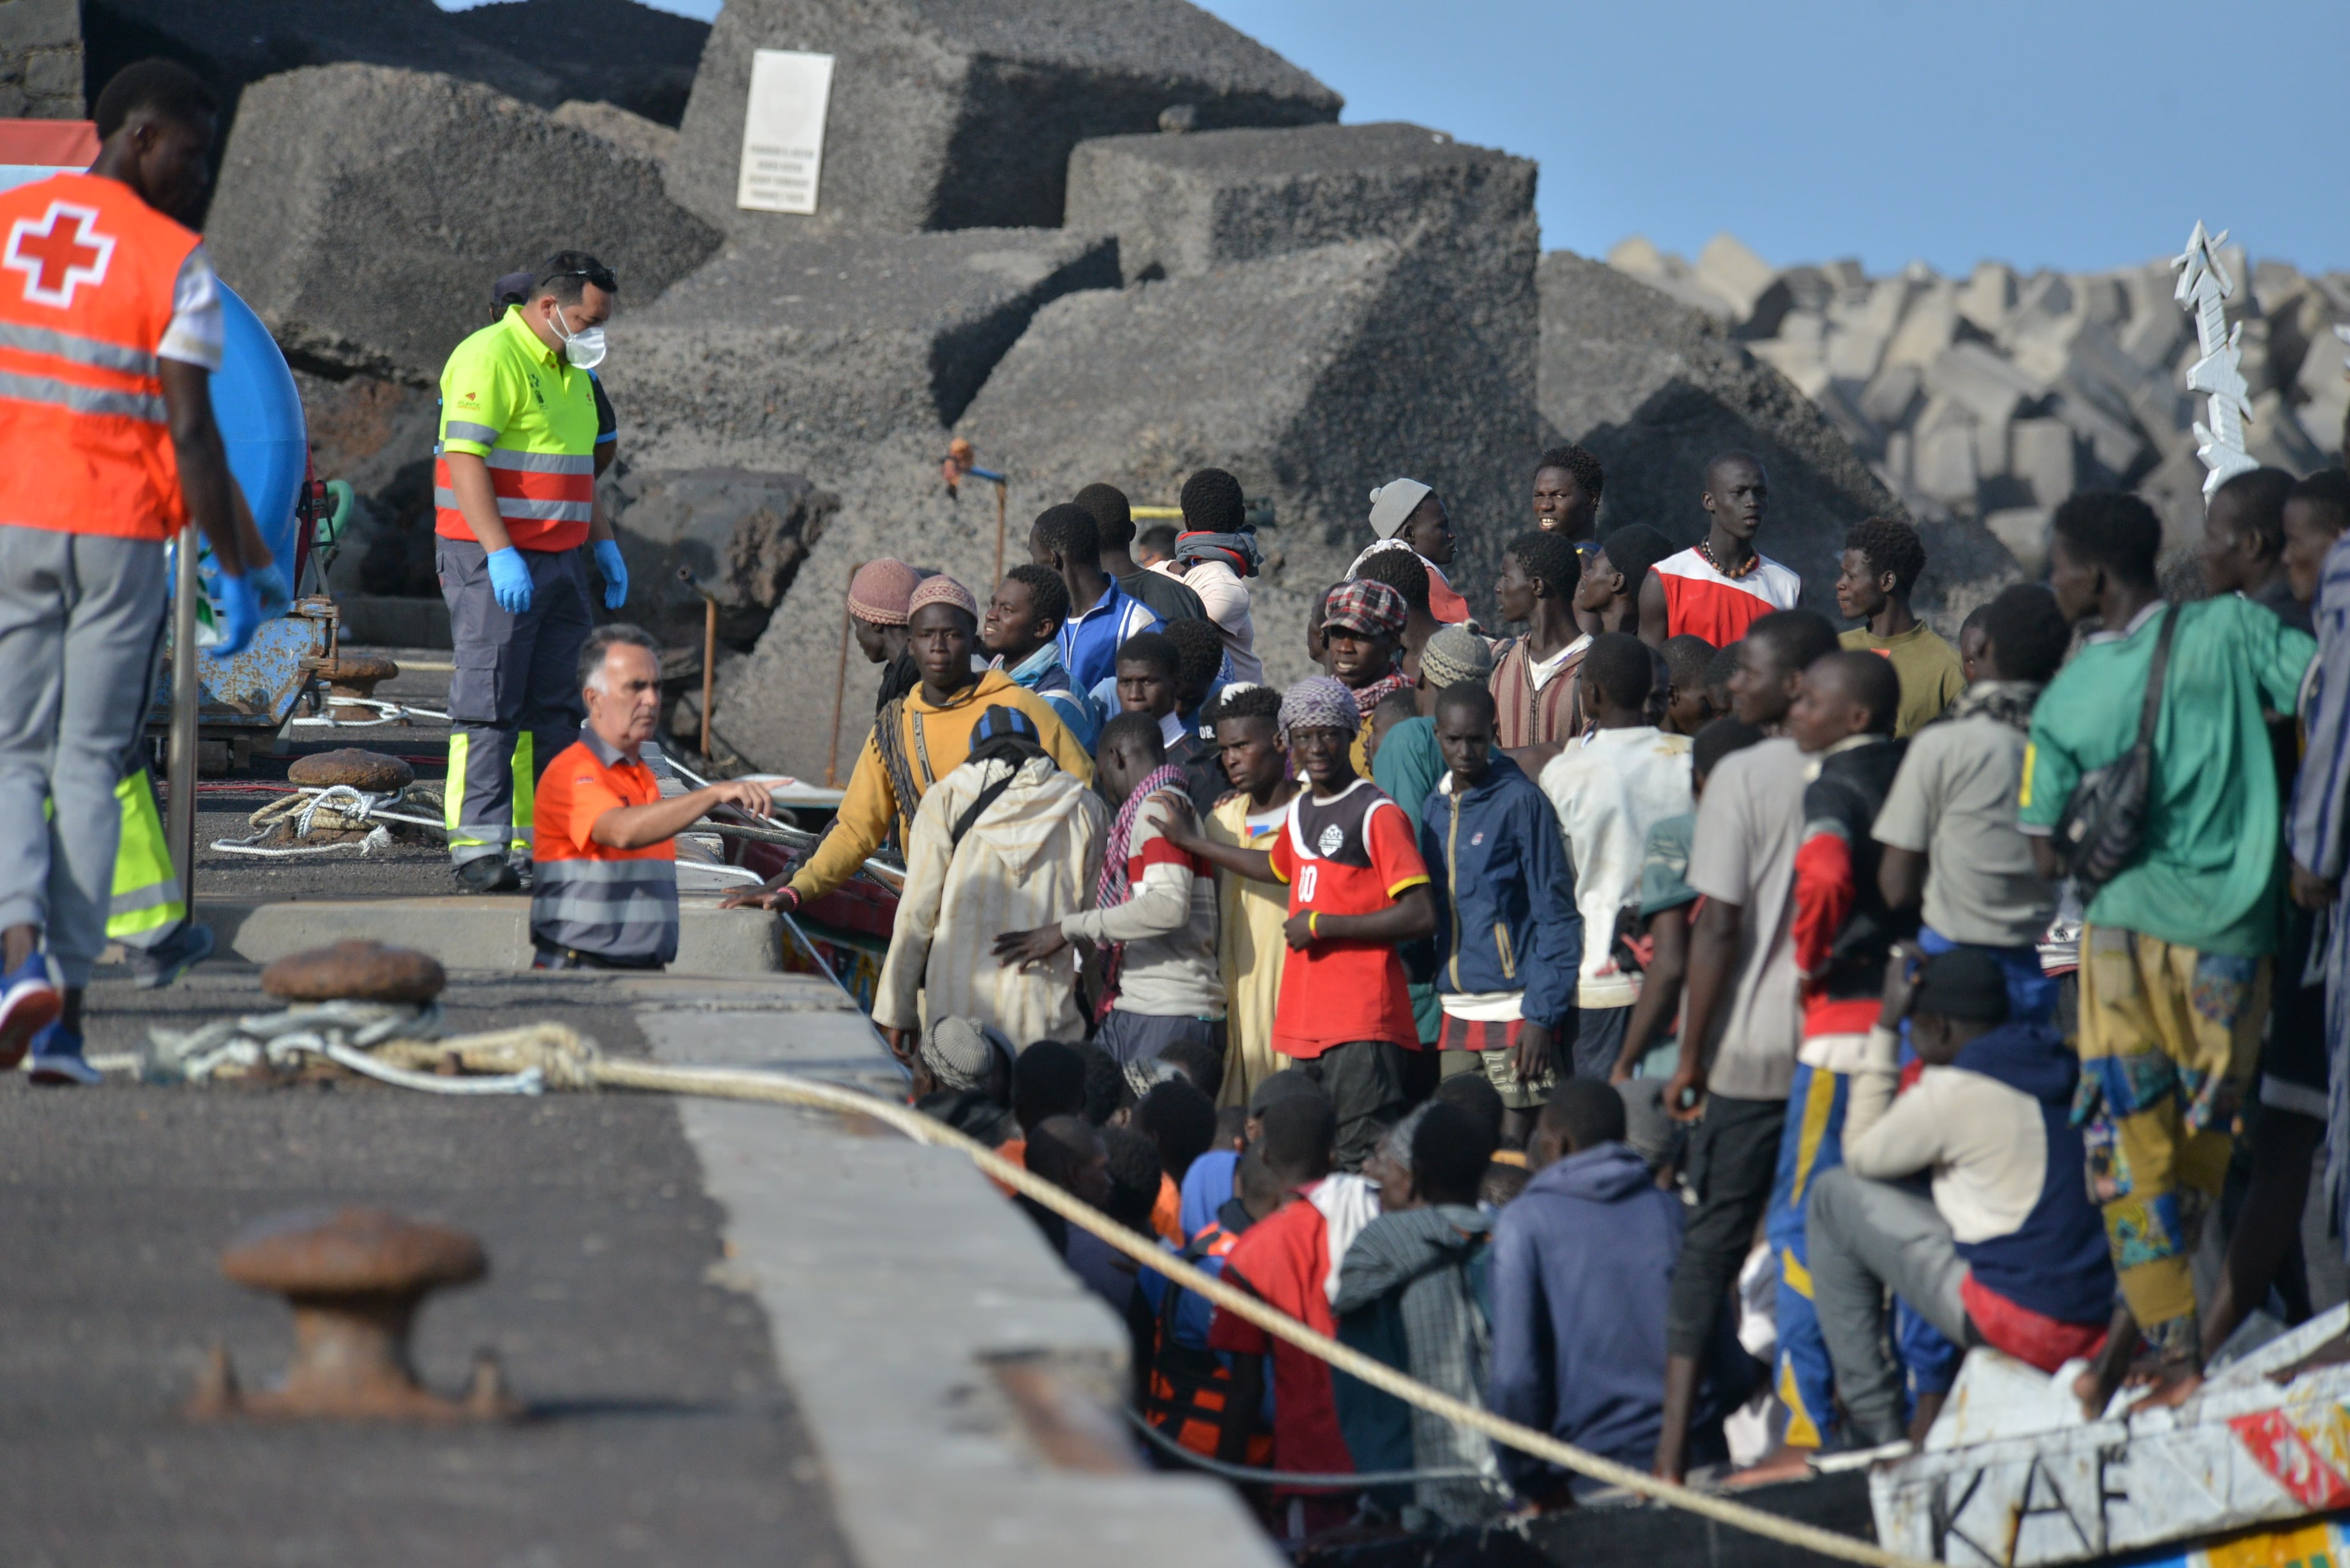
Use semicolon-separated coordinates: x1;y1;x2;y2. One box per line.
1538;727;1694;1008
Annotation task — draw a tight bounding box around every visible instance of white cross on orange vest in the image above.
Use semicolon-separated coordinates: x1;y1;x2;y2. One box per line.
3;202;116;309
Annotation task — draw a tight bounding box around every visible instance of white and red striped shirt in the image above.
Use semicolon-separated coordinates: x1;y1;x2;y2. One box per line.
1653;547;1801;646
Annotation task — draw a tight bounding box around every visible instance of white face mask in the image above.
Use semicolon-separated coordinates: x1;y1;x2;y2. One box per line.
550;302;607;370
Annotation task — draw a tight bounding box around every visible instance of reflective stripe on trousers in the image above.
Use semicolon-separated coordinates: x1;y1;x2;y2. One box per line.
531;857;679;967
444;730;536;856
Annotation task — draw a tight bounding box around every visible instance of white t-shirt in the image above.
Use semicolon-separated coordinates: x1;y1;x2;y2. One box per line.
158;245;224;370
1526;634;1589;692
1181;559;1261;684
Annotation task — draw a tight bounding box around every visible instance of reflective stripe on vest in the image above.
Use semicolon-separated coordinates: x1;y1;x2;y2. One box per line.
531;857;679;966
432;448;596;529
107;767;183;946
0;174;199;540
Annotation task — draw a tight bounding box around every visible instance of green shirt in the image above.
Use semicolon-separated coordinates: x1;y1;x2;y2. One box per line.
1372;716;1445;819
1840;622;1967;738
2018;597;2314;957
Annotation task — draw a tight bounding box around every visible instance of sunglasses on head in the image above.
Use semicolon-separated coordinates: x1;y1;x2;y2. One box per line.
543;266;619;294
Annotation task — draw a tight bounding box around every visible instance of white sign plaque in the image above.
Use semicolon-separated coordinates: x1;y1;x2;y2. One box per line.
736;49;834;215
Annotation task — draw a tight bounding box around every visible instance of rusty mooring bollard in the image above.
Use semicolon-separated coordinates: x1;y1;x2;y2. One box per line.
314;652;401;701
190;1207;517;1421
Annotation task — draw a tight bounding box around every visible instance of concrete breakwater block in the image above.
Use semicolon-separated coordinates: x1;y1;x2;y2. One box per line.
208;64;721;384
667;0;1339;237
1066;119;1535;283
1538;250;2012;619
602;228;1120;472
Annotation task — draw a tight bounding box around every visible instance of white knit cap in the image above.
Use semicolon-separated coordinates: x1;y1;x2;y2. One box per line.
1367;478;1434;539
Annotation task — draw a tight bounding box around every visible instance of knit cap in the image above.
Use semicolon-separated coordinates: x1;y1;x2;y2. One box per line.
847;559;921;626
1420;624;1494;690
1367;478;1434;539
921;1016;1012;1093
906;574;979;620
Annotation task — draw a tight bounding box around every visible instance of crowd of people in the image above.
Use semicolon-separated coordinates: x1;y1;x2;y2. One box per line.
734;424;2350;1540
7;50;2350;1553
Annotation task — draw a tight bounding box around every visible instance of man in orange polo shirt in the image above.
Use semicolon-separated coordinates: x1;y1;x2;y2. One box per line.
532;624;772;969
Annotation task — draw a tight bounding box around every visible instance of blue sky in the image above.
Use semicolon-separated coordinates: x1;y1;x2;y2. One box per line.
448;0;2348;278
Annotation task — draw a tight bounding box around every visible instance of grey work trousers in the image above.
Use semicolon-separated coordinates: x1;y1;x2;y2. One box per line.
1805;1166;1974;1445
0;529;167;985
437;537;591;864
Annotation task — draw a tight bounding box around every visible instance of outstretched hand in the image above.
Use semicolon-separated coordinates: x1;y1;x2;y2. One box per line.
702;778;776;818
720;883;797;912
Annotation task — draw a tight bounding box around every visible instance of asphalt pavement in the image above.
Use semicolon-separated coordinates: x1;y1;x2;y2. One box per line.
0;647;853;1568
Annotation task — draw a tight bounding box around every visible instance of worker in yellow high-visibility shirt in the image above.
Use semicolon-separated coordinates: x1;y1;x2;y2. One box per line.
433;252;628;893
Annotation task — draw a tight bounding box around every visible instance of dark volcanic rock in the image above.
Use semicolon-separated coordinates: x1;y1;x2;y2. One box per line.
600;467;840;652
0;0;80;119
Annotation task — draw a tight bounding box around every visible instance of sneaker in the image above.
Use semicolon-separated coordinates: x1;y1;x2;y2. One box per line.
454;857;522;894
0;951;59;1071
126;921;215;990
26;1022;100;1086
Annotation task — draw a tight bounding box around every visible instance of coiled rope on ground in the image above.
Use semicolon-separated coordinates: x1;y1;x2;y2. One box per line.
209;783;448;858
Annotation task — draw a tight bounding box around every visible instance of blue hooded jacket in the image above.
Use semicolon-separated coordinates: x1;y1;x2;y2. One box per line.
1949;1020;2115;1326
1418;753;1581;1028
1489;1141;1727;1493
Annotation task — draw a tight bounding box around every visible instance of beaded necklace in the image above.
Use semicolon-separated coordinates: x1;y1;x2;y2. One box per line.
1695;537;1761;580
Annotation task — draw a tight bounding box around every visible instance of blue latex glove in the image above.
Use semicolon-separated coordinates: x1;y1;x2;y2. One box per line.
249;561;292;621
485;546;534;615
213;571;260;657
593;539;628;610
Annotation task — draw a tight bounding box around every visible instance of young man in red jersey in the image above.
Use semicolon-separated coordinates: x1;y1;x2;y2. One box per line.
1158;675;1436;1170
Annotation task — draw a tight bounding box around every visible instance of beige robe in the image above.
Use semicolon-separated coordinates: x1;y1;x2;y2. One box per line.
874;756;1105;1046
1206;792;1292;1107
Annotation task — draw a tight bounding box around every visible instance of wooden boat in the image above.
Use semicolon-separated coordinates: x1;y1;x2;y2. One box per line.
1301;1306;2350;1568
695;776;900;1011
